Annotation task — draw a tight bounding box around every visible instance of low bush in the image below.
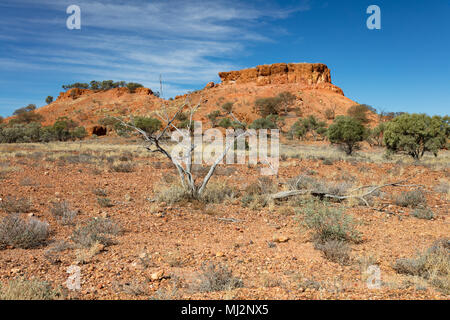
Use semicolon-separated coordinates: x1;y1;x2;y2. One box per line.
0;278;63;300
393;239;449;293
155;184;191;204
97;197;114;208
412;208;435;220
248;117;277;130
110;162;135;173
194;263;243;292
0;215;49;249
71;217;121;248
298;203;361;244
0;196;32;214
314;240;352;265
394;189;426;208
50;201;78;225
200;182;237;204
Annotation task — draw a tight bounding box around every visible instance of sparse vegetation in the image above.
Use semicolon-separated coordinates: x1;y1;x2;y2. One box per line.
194;263;243;292
97;197;114;208
394;189;426;208
0;278;63;300
0;196;32;214
248;117;277;130
297;202;361;244
412;208;434;220
110;162;135;173
62;80;144;92
50;201;78;225
0;215;49;249
314;240;352;265
393;239;449;293
71;217;121;248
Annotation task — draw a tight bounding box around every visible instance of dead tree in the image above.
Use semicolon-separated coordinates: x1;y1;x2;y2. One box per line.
114;97;249;199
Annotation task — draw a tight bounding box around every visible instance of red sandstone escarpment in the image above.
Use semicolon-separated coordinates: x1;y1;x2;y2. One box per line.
218;63;344;95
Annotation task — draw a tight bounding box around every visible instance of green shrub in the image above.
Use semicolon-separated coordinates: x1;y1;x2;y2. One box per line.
289;116;327;140
298;203;361;243
249;117;277;130
368;122;386;147
126;82;144;93
45;96;53;104
384;113;447;159
11;104;43;124
327;116;367;155
324;108;335;120
0;117;88;143
412;208;434;220
132;116;161;135
217;118;232;129
207;110;221;127
221;102;234;113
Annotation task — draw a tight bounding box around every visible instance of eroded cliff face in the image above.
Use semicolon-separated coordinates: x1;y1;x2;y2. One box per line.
218;63;343;95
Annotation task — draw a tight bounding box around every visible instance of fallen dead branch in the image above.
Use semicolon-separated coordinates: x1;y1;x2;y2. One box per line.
271;178;424;209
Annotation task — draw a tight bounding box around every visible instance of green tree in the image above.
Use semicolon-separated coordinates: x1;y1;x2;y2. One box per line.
289;115;327;140
347;104;372;124
277;92;296;114
133;117;162;135
51;117;78;141
11;104;43;124
126;82;144;93
327;116;367;155
384;113;447;159
254;96;282;117
249;117;277;130
367;122;386;147
207;110;221;127
221;102;234;114
218;118;232;129
45;96;53;104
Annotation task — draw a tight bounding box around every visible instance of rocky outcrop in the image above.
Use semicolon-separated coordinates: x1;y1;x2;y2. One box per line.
218;63;343;95
56;87;154;101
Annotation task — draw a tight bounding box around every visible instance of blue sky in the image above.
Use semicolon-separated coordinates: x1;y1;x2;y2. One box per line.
0;0;449;117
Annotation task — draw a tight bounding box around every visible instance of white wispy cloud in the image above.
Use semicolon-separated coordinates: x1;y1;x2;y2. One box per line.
0;0;310;99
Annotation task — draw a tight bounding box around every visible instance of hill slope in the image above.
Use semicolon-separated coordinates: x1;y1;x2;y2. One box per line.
33;62;374;134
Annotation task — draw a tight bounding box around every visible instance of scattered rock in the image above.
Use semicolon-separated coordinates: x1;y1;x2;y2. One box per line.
150;270;166;281
273;235;290;243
